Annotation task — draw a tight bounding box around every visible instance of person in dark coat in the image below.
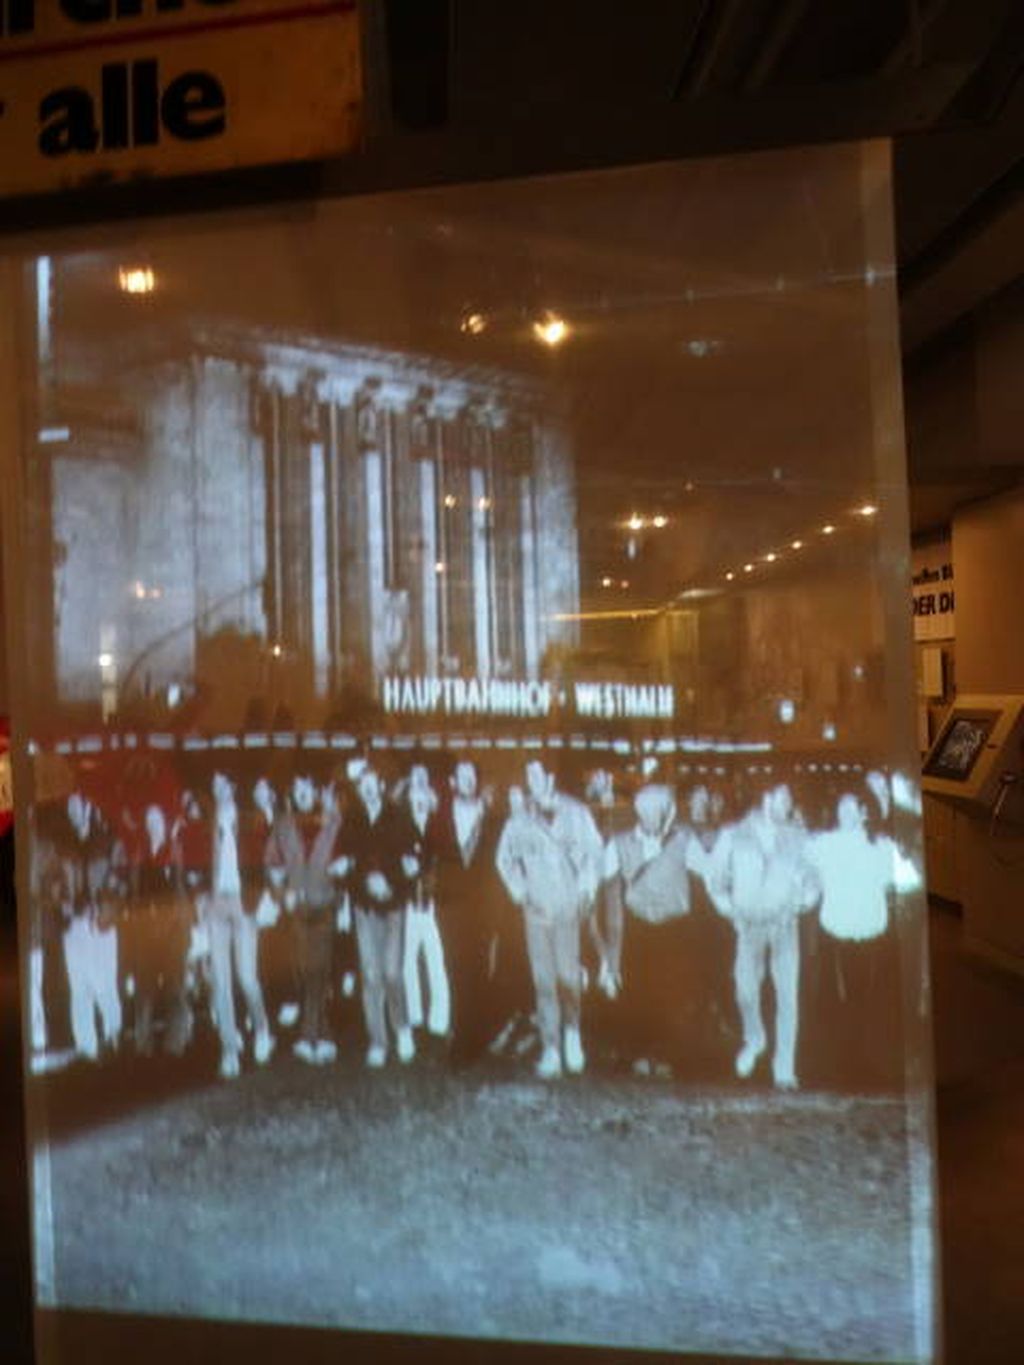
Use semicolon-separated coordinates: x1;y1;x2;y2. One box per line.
339;765;413;1068
435;758;515;1067
395;765;450;1041
124;802;193;1058
265;772;342;1065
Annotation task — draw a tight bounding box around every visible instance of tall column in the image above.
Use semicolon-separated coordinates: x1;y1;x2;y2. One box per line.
470;464;492;678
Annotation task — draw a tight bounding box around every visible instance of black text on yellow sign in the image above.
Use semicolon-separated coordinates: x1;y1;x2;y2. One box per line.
0;1;362;196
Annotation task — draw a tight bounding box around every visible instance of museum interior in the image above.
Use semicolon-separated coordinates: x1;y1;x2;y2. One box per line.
1;4;1023;1364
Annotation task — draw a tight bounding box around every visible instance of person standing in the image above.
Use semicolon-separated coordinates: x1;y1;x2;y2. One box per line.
434;758;508;1067
125;802;193;1058
707;781;819;1090
496;760;603;1080
48;789;125;1062
806;791;917;1089
249;775;300;1029
397;765;450;1043
602;783;707;1077
341;766;413;1069
266;772;343;1065
205;771;274;1079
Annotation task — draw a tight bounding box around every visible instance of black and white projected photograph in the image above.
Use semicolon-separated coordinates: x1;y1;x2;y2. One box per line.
10;142;936;1362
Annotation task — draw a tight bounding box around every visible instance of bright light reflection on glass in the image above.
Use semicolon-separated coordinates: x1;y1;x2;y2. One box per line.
532;313;570;347
118;266;155;295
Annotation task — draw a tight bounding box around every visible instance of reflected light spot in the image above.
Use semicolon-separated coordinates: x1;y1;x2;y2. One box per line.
532;313;570;347
97;652;114;668
619;579;630;589
627;514;644;532
435;561;446;574
477;496;492;512
460;311;487;336
118;266;155;295
270;644;284;659
443;493;457;509
601;576;613;588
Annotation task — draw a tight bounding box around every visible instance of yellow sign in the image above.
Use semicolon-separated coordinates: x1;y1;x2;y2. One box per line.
0;1;361;197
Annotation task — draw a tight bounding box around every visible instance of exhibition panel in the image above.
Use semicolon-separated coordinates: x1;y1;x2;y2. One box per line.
2;141;936;1363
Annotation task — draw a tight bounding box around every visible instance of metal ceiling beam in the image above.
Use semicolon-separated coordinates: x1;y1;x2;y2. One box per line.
742;0;813;92
680;0;746;99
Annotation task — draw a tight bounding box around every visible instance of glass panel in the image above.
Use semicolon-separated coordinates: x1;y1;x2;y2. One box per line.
1;141;936;1363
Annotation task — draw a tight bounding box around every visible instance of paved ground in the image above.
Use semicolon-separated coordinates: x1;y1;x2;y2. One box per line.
34;1048;929;1363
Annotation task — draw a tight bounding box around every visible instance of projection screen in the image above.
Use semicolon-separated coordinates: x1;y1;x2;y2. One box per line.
2;139;937;1364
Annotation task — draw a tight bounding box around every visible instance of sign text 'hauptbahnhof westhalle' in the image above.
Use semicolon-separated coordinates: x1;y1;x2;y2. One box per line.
0;1;361;198
382;676;676;722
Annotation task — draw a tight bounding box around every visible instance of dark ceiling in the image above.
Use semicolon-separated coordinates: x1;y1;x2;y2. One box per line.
373;0;1024;532
375;0;1023;346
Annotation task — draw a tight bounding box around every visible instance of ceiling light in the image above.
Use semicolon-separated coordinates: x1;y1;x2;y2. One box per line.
118;266;155;295
460;311;487;336
822;524;836;535
725;571;735;582
443;493;457;509
532;313;570;347
857;503;878;517
764;552;777;563
791;539;803;550
652;515;668;529
601;576;613;588
627;514;644;532
743;563;754;573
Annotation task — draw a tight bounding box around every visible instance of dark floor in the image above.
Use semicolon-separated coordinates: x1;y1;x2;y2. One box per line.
928;904;1024;1365
2;902;1023;1364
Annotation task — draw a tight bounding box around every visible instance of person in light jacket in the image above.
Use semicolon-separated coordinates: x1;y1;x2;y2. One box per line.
806;791;919;1089
204;770;274;1079
707;781;819;1090
46;790;125;1062
496;761;603;1080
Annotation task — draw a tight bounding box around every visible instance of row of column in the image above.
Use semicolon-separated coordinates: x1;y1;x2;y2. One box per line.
254;375;544;701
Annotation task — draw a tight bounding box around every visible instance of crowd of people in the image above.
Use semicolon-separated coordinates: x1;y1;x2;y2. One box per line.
26;747;921;1091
